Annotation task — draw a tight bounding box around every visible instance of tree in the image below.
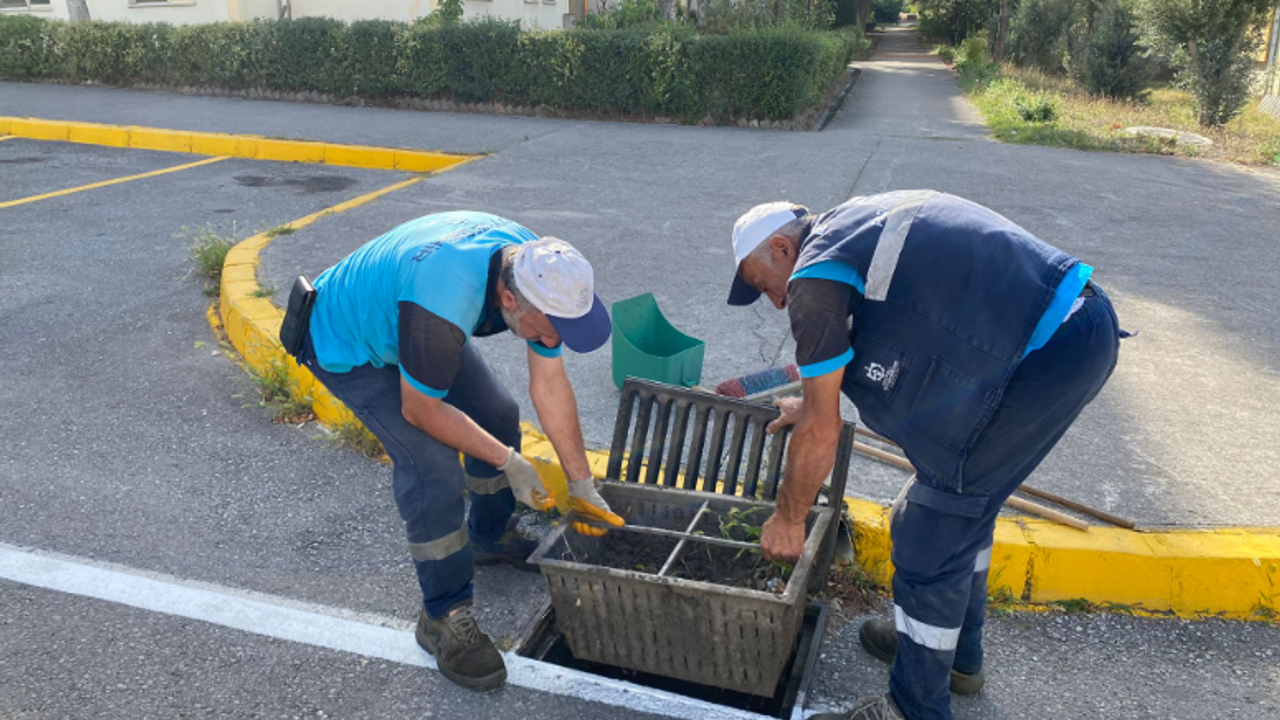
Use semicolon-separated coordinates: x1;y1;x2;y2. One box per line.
916;0;1000;45
66;0;91;22
1075;0;1153;99
1008;0;1080;72
1142;0;1275;126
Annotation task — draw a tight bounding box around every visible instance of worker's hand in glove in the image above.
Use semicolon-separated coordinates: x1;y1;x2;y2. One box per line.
567;478;625;537
498;448;556;512
766;397;804;434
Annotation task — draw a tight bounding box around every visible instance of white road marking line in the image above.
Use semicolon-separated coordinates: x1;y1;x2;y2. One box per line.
0;543;779;720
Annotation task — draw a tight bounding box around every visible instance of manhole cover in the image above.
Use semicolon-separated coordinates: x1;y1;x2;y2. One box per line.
1121;126;1213;147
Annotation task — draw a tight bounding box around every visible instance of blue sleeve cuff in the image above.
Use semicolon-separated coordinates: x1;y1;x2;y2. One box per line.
401;368;449;398
528;340;563;359
798;348;854;379
790;260;867;294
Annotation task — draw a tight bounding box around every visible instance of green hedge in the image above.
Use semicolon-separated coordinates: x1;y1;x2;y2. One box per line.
0;15;864;122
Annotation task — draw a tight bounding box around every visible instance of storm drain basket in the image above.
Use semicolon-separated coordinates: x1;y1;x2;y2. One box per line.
529;379;855;696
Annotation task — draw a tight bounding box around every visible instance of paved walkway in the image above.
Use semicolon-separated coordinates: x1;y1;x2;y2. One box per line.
841;26;988;139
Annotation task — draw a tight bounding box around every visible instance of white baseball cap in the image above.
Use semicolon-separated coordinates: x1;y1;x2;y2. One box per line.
512;237;611;353
727;201;806;306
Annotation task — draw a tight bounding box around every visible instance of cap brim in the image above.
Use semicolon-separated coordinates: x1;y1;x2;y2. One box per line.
548;294;611;353
727;270;762;306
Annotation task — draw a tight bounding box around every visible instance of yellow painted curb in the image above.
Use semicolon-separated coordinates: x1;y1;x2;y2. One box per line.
0;116;470;173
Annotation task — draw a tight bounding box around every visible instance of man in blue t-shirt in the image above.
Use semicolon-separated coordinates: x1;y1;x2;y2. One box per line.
724;193;1121;720
291;211;622;692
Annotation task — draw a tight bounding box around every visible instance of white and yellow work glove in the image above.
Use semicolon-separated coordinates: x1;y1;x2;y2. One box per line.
498;448;556;512
567;478;625;537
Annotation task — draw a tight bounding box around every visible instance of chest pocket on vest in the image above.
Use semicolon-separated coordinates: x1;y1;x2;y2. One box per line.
909;357;999;454
847;336;911;404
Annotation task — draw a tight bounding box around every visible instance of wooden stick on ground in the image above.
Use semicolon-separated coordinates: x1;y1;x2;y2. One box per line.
852;439;1090;531
1004;495;1090;531
1016;485;1135;529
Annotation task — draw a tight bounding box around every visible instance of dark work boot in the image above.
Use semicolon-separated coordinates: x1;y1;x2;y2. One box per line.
859;618;986;695
416;605;507;691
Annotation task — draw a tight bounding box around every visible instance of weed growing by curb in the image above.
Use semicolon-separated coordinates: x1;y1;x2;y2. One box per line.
247;356;316;424
330;417;386;461
183;224;236;297
251;285;277;299
264;225;296;238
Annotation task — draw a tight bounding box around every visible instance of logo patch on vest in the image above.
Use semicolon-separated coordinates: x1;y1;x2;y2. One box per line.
865;360;900;392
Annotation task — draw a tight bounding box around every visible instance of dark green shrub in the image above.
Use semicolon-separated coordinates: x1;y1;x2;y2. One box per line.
1073;0;1151;100
0;15;862;125
166;22;260;89
1008;0;1077;73
57;21;174;86
343;20;407;98
251;17;349;94
397;21;450;97
833;0;862;28
435;20;522;103
915;0;998;45
0;15;60;79
873;0;905;24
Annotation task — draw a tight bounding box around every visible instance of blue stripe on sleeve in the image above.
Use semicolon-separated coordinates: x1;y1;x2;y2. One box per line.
528;340;563;359
798;348;854;379
1023;262;1094;358
790;260;867;294
401;367;450;398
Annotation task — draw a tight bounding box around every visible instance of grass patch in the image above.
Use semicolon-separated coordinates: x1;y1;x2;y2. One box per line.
250;285;277;299
264;225;296;238
330;416;386;461
987;586;1019;617
959;63;1280;167
246;356;316;424
822;560;886;621
183;224;236;297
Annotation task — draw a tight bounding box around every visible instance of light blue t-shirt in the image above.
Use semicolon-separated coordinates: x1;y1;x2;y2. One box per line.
309;211;561;397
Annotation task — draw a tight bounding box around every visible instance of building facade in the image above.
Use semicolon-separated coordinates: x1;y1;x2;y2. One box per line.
0;0;571;30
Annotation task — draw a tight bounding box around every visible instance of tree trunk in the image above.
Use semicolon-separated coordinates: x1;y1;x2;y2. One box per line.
857;0;873;29
66;0;91;22
995;0;1009;60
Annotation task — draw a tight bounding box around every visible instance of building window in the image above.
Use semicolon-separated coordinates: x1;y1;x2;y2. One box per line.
0;0;53;10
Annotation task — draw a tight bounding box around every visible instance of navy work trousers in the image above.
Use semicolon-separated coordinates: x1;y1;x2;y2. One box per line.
297;332;519;618
855;287;1121;720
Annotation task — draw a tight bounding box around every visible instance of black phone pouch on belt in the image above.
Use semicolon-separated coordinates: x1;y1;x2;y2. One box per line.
279;275;316;358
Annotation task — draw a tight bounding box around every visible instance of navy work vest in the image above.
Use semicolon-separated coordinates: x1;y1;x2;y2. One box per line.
795;190;1079;490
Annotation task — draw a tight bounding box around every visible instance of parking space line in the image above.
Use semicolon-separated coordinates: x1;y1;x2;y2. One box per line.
0;155;229;210
0;117;475;173
0;542;769;720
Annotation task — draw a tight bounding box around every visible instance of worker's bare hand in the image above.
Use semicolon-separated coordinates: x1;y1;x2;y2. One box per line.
766;397;804;434
760;512;805;564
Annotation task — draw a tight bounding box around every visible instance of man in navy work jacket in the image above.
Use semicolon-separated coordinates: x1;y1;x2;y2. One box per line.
725;191;1121;720
291;211;623;692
